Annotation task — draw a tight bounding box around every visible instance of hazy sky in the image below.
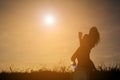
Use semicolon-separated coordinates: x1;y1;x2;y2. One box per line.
0;0;120;71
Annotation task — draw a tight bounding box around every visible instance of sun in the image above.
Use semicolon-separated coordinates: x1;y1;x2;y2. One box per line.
44;14;55;25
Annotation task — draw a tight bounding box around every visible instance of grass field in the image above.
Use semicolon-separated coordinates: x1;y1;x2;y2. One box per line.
0;66;120;80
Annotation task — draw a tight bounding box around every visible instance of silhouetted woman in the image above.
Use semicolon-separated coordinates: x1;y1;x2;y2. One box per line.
71;27;100;80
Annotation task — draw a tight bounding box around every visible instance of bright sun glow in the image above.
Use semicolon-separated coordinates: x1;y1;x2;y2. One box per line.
44;14;55;25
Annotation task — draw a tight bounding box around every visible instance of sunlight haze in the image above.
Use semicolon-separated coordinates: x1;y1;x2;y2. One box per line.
0;0;120;71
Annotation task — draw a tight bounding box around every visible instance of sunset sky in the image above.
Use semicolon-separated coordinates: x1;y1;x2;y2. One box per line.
0;0;120;71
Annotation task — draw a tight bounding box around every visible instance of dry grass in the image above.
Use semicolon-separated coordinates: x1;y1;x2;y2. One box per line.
0;65;120;80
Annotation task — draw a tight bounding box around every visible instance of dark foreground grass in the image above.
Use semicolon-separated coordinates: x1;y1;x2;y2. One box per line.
0;67;120;80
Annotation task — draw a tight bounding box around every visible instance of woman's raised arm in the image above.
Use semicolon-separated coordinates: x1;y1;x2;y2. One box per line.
78;32;82;46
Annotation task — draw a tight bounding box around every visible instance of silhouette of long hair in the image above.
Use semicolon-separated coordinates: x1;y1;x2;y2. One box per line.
88;26;100;49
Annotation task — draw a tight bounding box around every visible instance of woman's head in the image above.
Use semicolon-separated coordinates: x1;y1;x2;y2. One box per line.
89;26;100;48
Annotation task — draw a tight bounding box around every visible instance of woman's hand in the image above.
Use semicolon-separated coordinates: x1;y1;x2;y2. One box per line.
71;61;76;70
78;32;82;37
